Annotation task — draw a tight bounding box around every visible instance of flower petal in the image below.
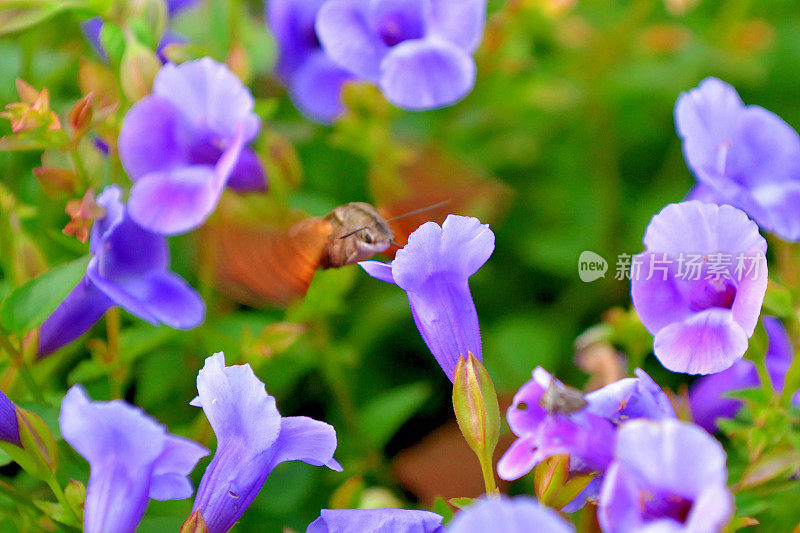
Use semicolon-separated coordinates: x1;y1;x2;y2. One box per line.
379;39;476;110
653;308;748;374
120;272;205;329
308;508;445;533
128;166;226;235
269;0;329;79
289;51;354;124
0;390;20;446
149;435;209;501
688;359;756;433
358;260;396;284
447;496;573;533
630;252;692;334
38;277;113;356
423;0;487;52
496;435;540;481
406;278;482;380
225;148;267;192
316;0;388;80
118;95;192;181
153;58;259;143
264;416;341;474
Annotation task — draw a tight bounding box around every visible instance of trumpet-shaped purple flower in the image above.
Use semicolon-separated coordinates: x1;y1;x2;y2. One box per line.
498;368;674;483
316;0;486;110
118;57;265;235
631;201;768;375
359;215;494;380
307;509;445;533
0;390;20;446
268;0;355;123
598;419;733;533
690;316;800;432
59;385;208;533
191;353;341;533
447;496;574;533
38;186;204;356
676;77;800;241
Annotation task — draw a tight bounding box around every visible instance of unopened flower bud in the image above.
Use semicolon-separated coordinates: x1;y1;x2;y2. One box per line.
120;39;160;101
453;353;501;468
180;510;209;533
533;454;596;510
16;407;59;479
65;479;86;515
68;94;95;136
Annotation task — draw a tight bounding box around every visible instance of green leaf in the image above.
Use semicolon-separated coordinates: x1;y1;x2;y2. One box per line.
432;497;454;524
359;382;431;449
0;255;90;333
447;497;475;510
734;448;800;491
33;500;80;528
0;0;88;36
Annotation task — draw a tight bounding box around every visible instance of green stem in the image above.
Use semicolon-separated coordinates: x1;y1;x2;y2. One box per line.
45;475;81;528
780;315;800;406
478;453;498;497
0;330;44;403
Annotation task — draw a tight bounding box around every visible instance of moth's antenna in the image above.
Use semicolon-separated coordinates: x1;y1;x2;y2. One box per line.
384;199;452;223
390;240;403;248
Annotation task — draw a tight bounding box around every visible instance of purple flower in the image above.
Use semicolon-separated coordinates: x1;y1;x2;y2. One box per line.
598;419;733;533
631;201;768;375
359;215;494;380
38;185;205;356
690;316;800;432
268;0;355;123
307;509;445;533
315;0;486;110
59;385;208;533
447;496;574;533
191;353;341;533
118;58;265;235
0;390;20;446
675;77;800;241
498;368;673;483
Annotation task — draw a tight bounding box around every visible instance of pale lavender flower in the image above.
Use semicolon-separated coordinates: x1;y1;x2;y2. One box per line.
268;0;355;123
118;58;265;235
631;201;768;375
0;390;20;446
316;0;486;110
359;215;494;380
676;77;800;241
690;316;800;432
38;185;204;356
59;385;208;533
307;509;445;533
447;496;574;533
598;419;733;533
191;353;341;533
498;368;674;483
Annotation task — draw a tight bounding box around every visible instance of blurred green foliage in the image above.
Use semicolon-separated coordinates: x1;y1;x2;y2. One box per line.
1;0;800;530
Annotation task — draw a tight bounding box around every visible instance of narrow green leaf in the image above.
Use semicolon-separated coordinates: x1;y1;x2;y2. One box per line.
0;255;90;332
359;382;431;449
0;0;88;36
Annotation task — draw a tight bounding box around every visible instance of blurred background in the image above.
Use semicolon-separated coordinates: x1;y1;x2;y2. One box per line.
2;0;800;530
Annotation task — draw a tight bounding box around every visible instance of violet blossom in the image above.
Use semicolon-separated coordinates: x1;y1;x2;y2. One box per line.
316;0;487;110
191;353;341;533
118;57;265;235
38;185;204;356
631;201;768;375
676;77;800;241
0;390;20;447
359;215;494;381
59;385;208;533
307;508;445;533
497;368;675;510
598;419;733;533
690;316;800;433
268;0;355;123
447;496;574;533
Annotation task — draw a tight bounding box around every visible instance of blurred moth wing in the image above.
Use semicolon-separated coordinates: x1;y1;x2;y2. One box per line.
539;376;588;415
205;201;394;308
